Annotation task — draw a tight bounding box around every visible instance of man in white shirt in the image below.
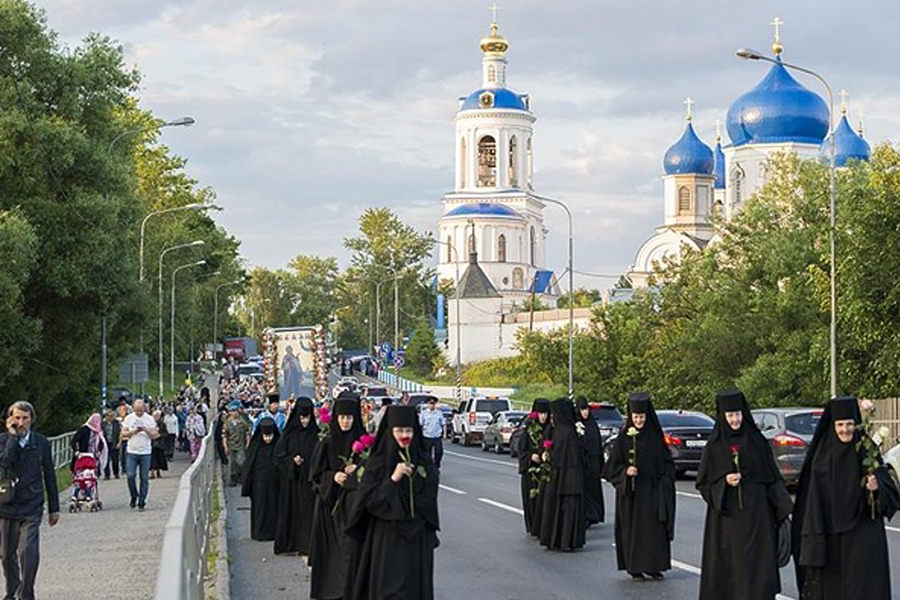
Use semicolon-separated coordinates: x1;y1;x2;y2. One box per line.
419;398;444;469
121;399;158;511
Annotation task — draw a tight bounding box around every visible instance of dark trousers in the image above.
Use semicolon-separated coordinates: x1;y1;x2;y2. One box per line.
120;440;128;473
126;453;151;507
0;516;41;600
424;437;443;469
104;447;120;478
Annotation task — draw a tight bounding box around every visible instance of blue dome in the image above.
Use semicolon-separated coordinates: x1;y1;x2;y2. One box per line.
460;88;529;112
713;140;726;189
444;203;523;219
726;59;829;147
663;122;714;175
821;115;871;167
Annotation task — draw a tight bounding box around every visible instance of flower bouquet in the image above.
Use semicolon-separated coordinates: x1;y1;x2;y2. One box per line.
528;439;553;498
857;407;888;520
626;426;639;492
729;444;743;509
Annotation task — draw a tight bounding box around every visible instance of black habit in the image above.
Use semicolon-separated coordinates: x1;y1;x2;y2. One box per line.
517;398;552;536
576;396;605;525
274;397;319;555
696;389;793;600
241;417;281;541
602;392;675;576
792;396;899;600
539;398;587;550
345;405;440;600
309;398;365;600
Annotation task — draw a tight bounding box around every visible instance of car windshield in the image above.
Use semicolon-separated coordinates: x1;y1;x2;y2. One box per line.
785;412;822;435
657;412;715;428
507;414;525;426
475;400;510;414
237;365;262;374
592;406;624;426
366;388;388;397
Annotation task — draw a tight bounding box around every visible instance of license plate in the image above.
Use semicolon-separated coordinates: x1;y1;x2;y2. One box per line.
685;440;707;448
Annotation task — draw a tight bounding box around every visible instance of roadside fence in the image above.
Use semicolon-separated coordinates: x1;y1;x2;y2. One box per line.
47;431;74;471
377;370;426;393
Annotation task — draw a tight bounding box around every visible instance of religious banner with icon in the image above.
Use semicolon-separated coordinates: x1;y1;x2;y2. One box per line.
262;326;317;399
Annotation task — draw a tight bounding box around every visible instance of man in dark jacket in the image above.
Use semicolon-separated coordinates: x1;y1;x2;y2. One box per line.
0;401;60;600
102;409;121;480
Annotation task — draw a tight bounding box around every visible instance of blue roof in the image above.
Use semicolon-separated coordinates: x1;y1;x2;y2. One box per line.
460;88;529;112
726;58;829;147
713;140;726;189
821;115;871;167
663;122;714;175
444;203;523;219
532;270;555;294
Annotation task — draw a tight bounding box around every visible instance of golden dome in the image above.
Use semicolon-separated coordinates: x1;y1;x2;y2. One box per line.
480;23;509;54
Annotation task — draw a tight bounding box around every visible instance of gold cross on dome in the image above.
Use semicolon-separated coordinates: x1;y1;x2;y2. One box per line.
684;97;694;121
488;3;500;24
840;89;850;114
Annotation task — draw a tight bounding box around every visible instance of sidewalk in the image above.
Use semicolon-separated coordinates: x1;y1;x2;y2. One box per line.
34;453;192;600
225;483;311;598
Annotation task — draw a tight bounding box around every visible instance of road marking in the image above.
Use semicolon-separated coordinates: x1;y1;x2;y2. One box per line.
676;490;703;499
478;497;524;515
671;559;796;600
888;526;900;534
439;484;467;495
444;450;517;468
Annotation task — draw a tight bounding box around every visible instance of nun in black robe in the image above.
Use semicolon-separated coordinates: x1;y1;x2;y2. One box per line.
697;389;793;600
274;397;319;555
575;396;605;525
539;398;587;550
309;398;366;600
792;396;899;600
345;405;440;600
517;398;552;536
241;417;281;541
602;392;675;580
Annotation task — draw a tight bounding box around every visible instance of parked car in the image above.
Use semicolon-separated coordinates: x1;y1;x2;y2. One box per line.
361;386;392;405
451;397;512;446
752;407;822;485
604;409;715;477
236;362;263;381
407;394;440;409
482;411;528;453
588;402;625;444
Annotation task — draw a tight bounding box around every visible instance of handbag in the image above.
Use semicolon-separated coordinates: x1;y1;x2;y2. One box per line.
776;516;792;567
0;477;17;505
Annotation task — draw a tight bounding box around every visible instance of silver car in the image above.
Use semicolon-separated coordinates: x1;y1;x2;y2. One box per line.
752;407;822;485
481;411;528;453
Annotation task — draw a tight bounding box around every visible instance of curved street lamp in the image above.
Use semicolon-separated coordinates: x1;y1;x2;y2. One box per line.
171;260;207;390
158;240;205;395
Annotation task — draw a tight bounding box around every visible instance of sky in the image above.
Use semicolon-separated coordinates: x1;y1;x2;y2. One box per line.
36;0;900;289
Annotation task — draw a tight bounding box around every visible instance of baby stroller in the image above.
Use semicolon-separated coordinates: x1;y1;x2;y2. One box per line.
69;452;103;512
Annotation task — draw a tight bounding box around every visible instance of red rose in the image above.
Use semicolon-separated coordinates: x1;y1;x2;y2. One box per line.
729;444;740;455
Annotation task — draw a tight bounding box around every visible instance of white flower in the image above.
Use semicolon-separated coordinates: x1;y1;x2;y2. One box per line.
878;426;891;440
575;422;585;436
626;426;639;437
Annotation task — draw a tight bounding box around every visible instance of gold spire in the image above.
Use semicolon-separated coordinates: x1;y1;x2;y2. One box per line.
684;97;694;122
480;4;509;54
715;118;723;143
771;17;784;56
839;89;849;115
858;109;866;136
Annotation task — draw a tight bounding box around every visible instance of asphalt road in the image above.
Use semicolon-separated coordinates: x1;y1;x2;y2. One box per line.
434;442;900;600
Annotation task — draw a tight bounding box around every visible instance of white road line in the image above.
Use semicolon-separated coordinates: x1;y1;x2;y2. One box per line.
888;526;900;534
478;497;524;515
671;559;796;600
444;450;517;468
676;490;703;499
439;484;467;495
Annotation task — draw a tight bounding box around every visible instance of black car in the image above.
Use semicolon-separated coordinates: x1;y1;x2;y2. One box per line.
603;409;715;477
589;402;624;444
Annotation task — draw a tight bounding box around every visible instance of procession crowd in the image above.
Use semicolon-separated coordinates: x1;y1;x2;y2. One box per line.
218;371;899;600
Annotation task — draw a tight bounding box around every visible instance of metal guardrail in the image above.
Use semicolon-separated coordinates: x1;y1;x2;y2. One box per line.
47;431;75;471
377;370;425;393
154;391;218;600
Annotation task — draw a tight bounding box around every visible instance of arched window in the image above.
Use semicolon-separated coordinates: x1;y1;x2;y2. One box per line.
731;166;744;205
477;136;497;187
468;232;476;255
459;138;467;188
526;138;534;189
498;234;507;263
512;268;524;290
678;186;691;213
508;136;518;188
446;237;453;262
487;64;496;83
529;226;537;266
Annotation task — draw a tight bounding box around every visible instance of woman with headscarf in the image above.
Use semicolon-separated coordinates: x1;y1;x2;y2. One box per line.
575;396;605;525
539;398;587;550
345;405;439;599
241;417;281;541
696;389;793;600
70;413;108;475
517;398;552;536
274;397;319;555
603;392;675;580
185;405;206;461
309;398;366;600
792;395;899;599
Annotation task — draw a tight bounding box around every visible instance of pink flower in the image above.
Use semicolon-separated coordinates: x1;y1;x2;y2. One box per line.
860;399;875;415
359;434;376;448
319;409;332;425
543;440;553;449
352;440;365;454
528;412;539;420
729;444;740;455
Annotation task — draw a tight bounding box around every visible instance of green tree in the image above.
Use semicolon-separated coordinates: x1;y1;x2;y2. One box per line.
0;210;39;389
405;320;440;377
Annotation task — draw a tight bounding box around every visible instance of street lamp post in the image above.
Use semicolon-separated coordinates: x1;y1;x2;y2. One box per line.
158;240;205;396
436;239;462;400
140;203;217;283
214;281;241;360
736;47;837;397
532;195;574;399
171;260;207;390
